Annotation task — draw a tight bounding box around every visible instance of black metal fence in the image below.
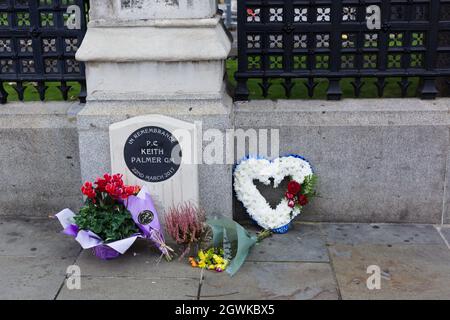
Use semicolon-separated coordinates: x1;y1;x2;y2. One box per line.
235;0;450;100
0;0;88;103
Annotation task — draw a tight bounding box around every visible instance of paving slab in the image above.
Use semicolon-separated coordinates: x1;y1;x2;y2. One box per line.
439;227;450;245
0;217;80;259
329;244;450;300
321;223;445;246
247;224;329;262
75;240;201;280
199;262;339;300
57;276;199;300
0;255;70;300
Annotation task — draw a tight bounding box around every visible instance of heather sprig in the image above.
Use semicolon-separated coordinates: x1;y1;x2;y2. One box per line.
164;202;208;259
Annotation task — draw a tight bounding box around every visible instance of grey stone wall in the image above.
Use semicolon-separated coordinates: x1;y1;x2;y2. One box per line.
3;98;450;224
0;102;83;217
234;99;450;224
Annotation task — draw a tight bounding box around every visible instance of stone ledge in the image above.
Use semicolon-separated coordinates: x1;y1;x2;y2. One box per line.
0;101;82;217
0;101;83;129
88;15;223;28
76;22;231;63
77;95;233;131
235;98;450;127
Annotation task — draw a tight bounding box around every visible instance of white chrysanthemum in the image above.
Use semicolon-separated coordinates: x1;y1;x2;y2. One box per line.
234;156;313;230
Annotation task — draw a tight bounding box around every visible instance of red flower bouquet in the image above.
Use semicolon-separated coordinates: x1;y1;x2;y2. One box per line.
56;173;173;260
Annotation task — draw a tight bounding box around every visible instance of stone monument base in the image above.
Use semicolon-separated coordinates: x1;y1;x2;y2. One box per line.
77;95;234;219
77;16;231;101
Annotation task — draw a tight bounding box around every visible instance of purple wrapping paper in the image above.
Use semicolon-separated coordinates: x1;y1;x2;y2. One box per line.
55;187;167;259
127;191;162;237
126;188;170;257
93;245;121;260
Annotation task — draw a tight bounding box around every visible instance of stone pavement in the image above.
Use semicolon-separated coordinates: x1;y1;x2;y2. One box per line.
1;217;450;300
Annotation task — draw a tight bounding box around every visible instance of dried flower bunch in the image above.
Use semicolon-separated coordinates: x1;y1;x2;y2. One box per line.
164;202;208;258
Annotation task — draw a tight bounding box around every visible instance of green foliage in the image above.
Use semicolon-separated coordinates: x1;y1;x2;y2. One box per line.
4;81;81;102
302;174;318;198
226;58;421;100
74;201;139;243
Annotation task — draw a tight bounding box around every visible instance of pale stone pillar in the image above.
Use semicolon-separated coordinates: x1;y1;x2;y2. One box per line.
76;0;233;218
77;0;229;100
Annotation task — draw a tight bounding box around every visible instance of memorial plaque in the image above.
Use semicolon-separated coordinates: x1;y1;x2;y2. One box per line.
110;115;199;215
124;126;181;183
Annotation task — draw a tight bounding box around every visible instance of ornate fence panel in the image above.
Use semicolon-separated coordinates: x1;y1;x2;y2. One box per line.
0;0;88;103
235;0;450;100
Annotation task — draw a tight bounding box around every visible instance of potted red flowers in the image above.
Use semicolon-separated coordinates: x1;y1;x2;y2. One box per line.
56;173;172;260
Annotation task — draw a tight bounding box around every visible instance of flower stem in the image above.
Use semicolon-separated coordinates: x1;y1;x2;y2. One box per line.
257;229;272;242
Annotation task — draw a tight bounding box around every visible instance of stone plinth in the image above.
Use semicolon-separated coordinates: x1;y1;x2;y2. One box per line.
90;0;217;21
76;1;233;217
77;98;234;218
77;17;230;100
77;1;230;101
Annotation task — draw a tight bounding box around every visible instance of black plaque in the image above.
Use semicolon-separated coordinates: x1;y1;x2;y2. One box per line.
124;126;181;183
138;210;154;225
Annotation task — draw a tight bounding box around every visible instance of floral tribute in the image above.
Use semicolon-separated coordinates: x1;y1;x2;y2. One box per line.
189;248;229;273
165;202;208;260
234;155;317;233
56;173;173;260
284;177;316;210
187;218;272;276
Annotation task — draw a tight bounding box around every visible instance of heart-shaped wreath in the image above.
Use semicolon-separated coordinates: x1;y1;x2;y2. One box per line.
234;155;317;233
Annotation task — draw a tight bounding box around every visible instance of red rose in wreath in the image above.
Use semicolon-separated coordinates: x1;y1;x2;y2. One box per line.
298;194;309;206
287;180;302;194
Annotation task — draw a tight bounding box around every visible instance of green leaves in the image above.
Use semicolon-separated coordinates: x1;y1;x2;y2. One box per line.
74;202;139;243
302;174;318;198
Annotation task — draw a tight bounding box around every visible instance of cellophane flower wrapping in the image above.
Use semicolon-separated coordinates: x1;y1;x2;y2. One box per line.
56;187;169;260
207;218;258;276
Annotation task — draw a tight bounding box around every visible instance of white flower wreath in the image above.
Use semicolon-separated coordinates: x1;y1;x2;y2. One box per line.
234;156;314;231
